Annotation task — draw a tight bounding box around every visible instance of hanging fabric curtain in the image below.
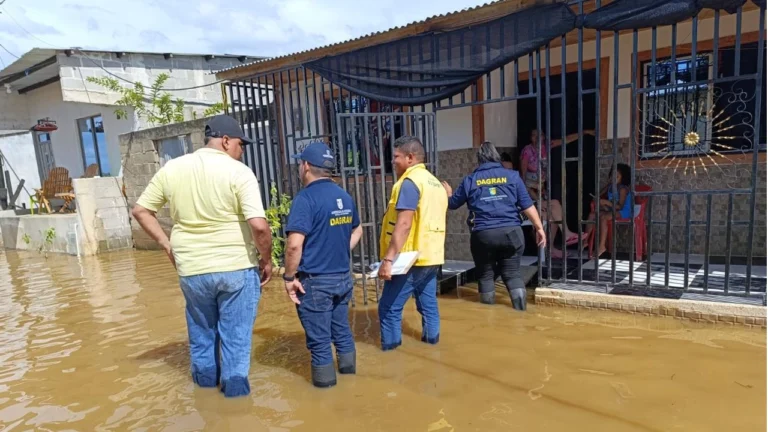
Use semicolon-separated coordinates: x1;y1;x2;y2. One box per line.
307;2;577;106
306;0;758;106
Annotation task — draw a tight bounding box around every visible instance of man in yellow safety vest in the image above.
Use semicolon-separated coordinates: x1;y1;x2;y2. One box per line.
377;135;448;351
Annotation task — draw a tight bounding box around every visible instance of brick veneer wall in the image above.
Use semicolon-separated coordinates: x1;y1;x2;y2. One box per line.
596;138;766;257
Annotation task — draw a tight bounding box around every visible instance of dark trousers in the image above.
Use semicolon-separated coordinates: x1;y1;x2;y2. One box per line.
296;272;356;366
469;226;527;310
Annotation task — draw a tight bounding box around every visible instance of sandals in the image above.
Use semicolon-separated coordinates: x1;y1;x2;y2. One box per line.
565;232;589;246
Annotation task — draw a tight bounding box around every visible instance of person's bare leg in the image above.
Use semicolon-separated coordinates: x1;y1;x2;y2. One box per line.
597;213;610;257
546;200;577;238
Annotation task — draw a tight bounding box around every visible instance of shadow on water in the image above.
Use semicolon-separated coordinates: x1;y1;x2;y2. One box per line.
136;340;189;371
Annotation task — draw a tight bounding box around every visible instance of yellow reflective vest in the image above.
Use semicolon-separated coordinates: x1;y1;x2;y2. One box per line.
379;163;448;266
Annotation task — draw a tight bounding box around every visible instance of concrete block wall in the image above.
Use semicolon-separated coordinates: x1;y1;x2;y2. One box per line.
72;177;133;254
120;118;207;250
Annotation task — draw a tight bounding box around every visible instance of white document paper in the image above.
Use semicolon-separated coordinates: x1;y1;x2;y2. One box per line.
367;251;420;278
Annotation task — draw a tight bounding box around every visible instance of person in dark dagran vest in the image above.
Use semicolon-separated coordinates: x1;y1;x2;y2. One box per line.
283;142;364;388
441;142;546;310
377;136;448;351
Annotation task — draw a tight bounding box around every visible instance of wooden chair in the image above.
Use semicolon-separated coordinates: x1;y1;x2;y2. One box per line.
33;167;75;214
83;164;99;178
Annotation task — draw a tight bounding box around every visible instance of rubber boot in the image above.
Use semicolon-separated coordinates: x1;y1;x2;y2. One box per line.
311;364;337;388
337;351;356;375
479;291;495;305
508;288;527;311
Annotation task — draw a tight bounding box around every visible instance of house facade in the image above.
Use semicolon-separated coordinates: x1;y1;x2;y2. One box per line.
206;0;765;299
0;48;260;203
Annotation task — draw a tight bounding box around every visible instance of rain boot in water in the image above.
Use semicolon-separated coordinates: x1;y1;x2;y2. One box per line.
337;351;356;374
312;364;337;388
508;288;527;311
479;291;495;305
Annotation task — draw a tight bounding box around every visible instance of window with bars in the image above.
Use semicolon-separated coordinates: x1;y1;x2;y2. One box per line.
641;54;712;157
640;43;767;158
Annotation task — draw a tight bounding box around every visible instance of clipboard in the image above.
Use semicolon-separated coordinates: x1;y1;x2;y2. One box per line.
367;251;420;278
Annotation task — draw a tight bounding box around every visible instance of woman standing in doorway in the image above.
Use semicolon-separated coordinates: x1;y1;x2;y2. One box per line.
519;128;592;258
442;142;546;310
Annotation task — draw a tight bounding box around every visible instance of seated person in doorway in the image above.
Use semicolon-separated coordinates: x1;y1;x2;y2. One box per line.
441;142;546;310
519;128;592;259
586;163;632;259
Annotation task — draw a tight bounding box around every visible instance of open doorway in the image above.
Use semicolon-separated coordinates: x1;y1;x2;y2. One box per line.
517;67;599;237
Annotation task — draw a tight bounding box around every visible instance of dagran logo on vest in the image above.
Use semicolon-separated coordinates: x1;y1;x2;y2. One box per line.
489;187;497;196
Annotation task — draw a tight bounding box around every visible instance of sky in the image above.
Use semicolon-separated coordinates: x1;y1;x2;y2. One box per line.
0;0;491;68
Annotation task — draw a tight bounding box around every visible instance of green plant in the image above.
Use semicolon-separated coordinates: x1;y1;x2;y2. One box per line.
264;183;292;268
22;233;31;245
193;102;225;119
38;227;56;256
86;73;187;126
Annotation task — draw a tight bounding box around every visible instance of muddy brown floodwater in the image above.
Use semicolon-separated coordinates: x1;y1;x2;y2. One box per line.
0;250;764;431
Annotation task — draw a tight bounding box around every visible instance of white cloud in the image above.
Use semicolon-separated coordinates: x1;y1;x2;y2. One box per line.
0;0;489;67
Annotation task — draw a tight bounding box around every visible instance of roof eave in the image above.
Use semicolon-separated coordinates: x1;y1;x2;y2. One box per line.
216;0;541;80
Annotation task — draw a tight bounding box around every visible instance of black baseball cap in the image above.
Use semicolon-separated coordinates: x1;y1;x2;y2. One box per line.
204;115;253;144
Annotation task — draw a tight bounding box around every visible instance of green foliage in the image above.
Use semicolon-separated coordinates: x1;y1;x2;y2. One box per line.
39;227;56;254
22;233;31;245
264;183;292;268
44;227;56;246
86;73;187;126
192;102;225;120
202;102;225;117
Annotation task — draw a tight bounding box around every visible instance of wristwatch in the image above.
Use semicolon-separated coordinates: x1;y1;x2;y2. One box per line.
282;274;295;282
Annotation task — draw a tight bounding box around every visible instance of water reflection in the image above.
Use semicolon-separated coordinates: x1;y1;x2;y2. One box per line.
0;250;764;431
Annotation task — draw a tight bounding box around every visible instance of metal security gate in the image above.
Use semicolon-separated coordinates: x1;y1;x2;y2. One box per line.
337;112;437;305
225;0;766;303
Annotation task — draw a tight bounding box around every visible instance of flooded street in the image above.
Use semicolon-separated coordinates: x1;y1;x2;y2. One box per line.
0;250;764;432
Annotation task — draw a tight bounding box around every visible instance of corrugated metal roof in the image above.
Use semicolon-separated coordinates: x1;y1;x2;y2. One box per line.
216;0;526;78
0;48;265;79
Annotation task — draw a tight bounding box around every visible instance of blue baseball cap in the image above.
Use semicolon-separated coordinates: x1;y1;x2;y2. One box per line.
292;142;335;169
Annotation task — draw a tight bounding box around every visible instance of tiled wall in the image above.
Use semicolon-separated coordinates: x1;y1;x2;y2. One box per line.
439;147;515;261
597;138;766;257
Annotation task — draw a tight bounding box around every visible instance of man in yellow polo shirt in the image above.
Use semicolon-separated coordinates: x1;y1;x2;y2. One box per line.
131;115;273;398
377;136;447;351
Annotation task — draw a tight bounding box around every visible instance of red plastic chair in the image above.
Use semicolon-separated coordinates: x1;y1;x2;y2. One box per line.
588;184;651;261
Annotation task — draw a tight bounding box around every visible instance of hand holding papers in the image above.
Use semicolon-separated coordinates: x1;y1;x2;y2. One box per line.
368;251;420;279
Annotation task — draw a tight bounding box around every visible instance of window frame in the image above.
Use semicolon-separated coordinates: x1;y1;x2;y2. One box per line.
77;114;107;176
640;53;714;158
635;31;765;169
154;134;193;167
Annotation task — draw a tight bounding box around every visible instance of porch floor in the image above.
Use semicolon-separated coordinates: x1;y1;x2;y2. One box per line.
535;253;767;306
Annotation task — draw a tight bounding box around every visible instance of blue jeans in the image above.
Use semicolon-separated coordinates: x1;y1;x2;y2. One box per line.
296;272;355;367
179;267;260;398
378;265;440;351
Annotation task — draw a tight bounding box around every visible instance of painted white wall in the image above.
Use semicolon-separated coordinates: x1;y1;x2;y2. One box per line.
0;92;30;130
435;106;473;151
57;52;245;115
24;81;134;178
0;131;40;204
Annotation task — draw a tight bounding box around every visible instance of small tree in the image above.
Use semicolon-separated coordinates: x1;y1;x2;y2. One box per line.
86;74;224;126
